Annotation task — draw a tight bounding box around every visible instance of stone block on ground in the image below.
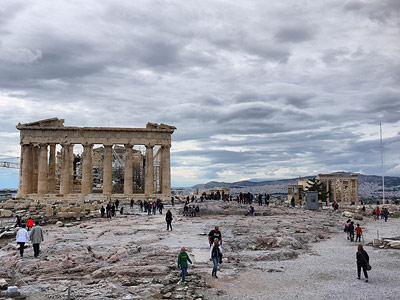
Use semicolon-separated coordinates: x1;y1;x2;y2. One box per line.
0;278;8;290
0;209;13;217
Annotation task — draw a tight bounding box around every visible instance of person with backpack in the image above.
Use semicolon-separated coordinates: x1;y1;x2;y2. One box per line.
177;247;192;284
210;238;223;278
356;244;370;282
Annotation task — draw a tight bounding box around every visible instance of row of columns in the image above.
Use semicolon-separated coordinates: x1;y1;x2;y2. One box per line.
321;178;359;203
19;143;171;196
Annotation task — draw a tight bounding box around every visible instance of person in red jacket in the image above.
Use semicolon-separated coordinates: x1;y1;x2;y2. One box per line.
355;224;363;242
27;218;34;231
375;207;380;221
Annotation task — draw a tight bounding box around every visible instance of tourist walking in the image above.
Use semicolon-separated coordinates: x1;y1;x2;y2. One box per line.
245;206;255;216
27;217;34;231
159;202;164;214
115;199;120;210
100;206;105;218
375;207;380;221
166;210;173;231
171;196;175;206
106;203;111;219
30;222;44;258
349;221;355;242
15;215;22;228
344;219;351;240
383;208;389;222
130;199;134;209
291;197;295;207
139;200;143;211
210;238;222;278
355;224;363;243
16;224;30;258
111;203;116;217
356;244;370;282
177;247;192;284
208;226;222;247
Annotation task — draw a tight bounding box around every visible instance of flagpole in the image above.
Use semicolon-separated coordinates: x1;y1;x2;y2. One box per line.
380;123;385;205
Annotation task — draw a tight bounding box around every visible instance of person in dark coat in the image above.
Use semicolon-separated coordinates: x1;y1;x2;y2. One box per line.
100;206;105;218
111;204;116;217
210;238;222;278
166;210;173;231
15;215;22;227
356;244;369;282
349;221;355;242
106;204;111;219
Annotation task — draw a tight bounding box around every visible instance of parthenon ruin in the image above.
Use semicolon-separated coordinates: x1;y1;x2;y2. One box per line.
16;118;176;199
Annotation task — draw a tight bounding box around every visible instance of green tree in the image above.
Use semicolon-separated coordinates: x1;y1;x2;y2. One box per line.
305;177;329;204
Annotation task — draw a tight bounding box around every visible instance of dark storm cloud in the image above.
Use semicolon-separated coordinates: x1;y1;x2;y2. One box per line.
274;26;316;43
344;0;400;23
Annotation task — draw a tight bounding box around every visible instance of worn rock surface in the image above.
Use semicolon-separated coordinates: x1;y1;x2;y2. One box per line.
0;201;398;299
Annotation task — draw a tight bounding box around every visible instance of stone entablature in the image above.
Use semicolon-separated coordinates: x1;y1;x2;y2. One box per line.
16;118;176;198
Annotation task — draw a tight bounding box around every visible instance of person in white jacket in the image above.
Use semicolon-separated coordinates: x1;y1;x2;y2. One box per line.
210;238;223;278
16;224;30;257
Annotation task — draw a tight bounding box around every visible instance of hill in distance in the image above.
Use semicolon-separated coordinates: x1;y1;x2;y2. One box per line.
186;173;400;199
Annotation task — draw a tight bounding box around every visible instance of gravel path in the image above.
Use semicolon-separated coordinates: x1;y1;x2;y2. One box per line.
210;216;400;300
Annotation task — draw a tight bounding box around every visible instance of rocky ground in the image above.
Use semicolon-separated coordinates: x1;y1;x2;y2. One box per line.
0;201;398;299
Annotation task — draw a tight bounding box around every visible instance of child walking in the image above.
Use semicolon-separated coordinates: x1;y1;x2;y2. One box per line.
177;247;192;284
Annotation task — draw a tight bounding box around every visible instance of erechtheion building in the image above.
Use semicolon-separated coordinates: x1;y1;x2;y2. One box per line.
288;173;359;203
16;118;176;199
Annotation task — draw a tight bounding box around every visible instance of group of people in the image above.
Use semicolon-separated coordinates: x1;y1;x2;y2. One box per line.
182;204;200;217
344;219;364;243
373;206;389;222
138;199;164;215
100;201;124;219
343;219;370;282
178;226;223;283
15;220;44;258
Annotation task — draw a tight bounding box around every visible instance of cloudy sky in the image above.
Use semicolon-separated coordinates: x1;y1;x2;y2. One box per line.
0;0;399;188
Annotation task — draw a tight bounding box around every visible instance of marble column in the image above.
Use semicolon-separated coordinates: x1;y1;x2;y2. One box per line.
69;144;74;192
103;144;113;195
19;144;32;195
124;144;133;195
354;179;359;203
31;145;39;193
60;144;71;194
37;144;48;194
145;144;154;195
47;144;56;192
340;179;344;202
161;144;171;196
333;179;337;203
82;144;93;195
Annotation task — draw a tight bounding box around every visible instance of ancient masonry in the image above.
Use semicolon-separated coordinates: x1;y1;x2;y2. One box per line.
288;173;359;203
16;118;176;199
